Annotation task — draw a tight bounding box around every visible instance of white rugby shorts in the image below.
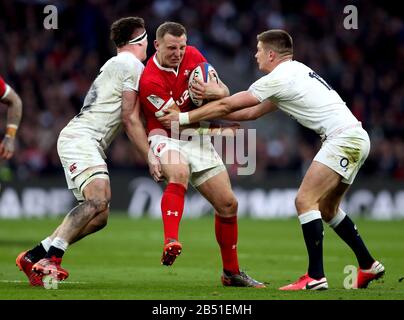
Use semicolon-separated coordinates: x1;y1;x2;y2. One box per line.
57;134;109;201
148;134;226;187
314;125;370;184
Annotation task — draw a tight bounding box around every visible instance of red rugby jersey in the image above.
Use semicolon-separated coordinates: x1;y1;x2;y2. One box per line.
139;46;206;135
0;76;10;99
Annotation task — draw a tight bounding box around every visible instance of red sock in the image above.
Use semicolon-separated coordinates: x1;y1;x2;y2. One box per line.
161;183;187;244
215;214;240;274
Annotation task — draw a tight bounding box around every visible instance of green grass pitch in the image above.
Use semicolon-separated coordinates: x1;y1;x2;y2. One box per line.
0;215;403;300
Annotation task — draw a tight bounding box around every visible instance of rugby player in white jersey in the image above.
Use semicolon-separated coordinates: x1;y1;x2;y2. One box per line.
16;17;161;286
159;29;385;290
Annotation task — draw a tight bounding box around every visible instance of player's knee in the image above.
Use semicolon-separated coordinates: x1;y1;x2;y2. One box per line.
169;167;189;185
83;179;111;213
294;194;305;211
295;193;314;213
86;196;110;213
218;196;238;217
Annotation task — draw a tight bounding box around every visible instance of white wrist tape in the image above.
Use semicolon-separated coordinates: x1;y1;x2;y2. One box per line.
179;112;190;125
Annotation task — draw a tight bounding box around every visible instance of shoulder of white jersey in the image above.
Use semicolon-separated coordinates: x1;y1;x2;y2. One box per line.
264;60;298;82
105;52;144;73
292;60;310;70
117;51;140;63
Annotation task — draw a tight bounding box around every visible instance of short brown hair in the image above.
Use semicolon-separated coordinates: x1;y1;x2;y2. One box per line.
257;29;293;56
110;17;145;48
156;22;186;40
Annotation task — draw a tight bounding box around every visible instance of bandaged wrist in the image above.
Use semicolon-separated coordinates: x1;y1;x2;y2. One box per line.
5;124;18;138
179;112;190;125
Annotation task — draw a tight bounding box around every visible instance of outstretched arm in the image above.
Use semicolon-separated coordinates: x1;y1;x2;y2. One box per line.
159;91;260;128
121;90;162;182
0;86;23;159
223;100;278;121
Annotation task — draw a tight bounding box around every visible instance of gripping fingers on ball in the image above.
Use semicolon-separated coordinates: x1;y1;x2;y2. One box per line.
191;82;204;93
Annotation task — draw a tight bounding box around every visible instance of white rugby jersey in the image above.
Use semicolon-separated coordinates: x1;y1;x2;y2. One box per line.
248;60;359;138
61;51;144;150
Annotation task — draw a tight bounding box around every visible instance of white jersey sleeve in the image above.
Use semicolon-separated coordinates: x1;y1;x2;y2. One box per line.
248;74;286;102
60;52;144;150
248;60;359;138
121;56;143;92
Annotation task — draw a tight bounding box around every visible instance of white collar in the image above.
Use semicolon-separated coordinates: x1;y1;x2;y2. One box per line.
117;51;140;63
153;54;179;76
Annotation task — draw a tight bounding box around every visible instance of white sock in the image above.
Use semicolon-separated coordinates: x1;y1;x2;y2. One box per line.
41;237;52;251
327;208;346;229
51;237;69;252
298;210;322;225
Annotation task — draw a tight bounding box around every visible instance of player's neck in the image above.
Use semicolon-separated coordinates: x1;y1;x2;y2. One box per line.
117;48;133;55
117;47;138;59
155;53;178;71
269;55;293;72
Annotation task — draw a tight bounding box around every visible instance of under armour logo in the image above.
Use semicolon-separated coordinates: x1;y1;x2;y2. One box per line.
167;210;178;217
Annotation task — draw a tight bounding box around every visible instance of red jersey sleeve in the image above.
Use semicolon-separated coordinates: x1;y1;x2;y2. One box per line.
0;76;9;99
139;65;176;133
187;46;207;64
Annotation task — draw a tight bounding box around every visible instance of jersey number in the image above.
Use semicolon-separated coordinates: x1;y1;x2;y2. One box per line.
175;90;189;106
308;72;333;90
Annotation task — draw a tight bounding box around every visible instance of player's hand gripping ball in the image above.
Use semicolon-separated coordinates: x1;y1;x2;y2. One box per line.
188;62;219;107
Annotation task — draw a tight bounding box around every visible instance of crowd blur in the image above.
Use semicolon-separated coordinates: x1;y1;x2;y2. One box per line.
0;0;402;182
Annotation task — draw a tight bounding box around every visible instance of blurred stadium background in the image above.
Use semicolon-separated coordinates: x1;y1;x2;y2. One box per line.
0;0;403;220
1;0;404;301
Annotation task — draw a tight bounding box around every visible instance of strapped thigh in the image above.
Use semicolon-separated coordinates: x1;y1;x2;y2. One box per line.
73;166;110;197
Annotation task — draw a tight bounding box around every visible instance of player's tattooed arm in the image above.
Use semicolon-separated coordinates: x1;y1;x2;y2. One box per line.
2;87;22;126
121;91;162;182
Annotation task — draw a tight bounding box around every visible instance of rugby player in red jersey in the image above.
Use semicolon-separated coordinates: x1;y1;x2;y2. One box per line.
0;75;22;160
139;22;264;287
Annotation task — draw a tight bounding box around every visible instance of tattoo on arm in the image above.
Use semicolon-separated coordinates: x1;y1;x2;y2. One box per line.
3;88;23;127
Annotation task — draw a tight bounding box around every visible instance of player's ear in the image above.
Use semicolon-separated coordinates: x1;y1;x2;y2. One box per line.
268;49;275;62
154;39;159;50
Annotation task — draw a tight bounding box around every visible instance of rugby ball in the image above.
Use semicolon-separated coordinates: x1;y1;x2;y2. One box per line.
188;62;219;107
